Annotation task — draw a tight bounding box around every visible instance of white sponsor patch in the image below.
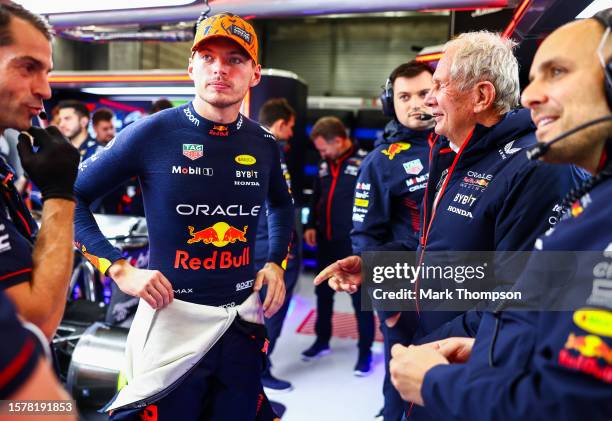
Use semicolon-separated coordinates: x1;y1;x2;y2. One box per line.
236;280;254;291
446;205;473;219
352;214;365;223
345;165;359;176
356;182;371;191
0;224;10;253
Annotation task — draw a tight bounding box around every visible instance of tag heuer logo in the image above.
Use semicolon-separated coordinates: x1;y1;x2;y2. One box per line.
183;144;203;161
403;159;424;175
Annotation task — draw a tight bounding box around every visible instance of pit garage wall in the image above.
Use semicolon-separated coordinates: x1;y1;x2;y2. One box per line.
52;15;449;97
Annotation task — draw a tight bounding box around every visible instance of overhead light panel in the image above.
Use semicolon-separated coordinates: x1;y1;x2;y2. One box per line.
82;87;195;96
13;0;196;15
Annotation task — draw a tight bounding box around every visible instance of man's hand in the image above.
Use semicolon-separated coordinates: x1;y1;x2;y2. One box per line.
314;255;363;294
254;262;286;318
304;228;317;247
390;344;449;406
17;126;80;201
108;260;174;310
430;337;475;363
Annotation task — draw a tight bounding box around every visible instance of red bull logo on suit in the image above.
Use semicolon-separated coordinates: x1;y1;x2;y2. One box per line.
176;222;251;270
381;142;411;160
187;222;247;247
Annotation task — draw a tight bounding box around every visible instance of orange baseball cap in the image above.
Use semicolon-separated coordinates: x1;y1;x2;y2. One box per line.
192;12;258;64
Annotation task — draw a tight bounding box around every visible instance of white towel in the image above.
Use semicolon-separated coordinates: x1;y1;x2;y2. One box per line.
105;291;263;412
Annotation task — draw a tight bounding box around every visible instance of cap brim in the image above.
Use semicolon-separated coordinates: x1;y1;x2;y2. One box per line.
191;34;257;64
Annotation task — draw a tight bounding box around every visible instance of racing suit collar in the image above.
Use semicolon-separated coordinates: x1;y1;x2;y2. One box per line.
184;102;244;136
376;119;432;147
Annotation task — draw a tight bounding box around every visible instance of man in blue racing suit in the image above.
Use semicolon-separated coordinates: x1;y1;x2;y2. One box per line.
74;12;293;421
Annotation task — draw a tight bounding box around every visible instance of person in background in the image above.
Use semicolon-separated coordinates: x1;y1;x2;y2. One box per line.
49;104;60;127
351;60;435;421
303;116;375;376
92;107;116;147
91;109;144;215
57;99;98;161
150;98;173;114
256;97;300;393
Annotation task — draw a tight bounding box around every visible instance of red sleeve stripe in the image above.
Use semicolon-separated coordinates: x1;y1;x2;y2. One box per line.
15;211;32;237
0;336;36;389
0;268;32;282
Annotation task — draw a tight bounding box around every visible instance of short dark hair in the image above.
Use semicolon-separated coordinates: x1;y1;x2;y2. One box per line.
57;100;90;120
0;2;53;47
389;60;434;85
310;116;348;143
258;98;296;128
150;98;173;114
92;108;114;126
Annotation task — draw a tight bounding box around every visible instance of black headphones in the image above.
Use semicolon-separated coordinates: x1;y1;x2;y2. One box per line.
593;8;612;110
380;77;395;118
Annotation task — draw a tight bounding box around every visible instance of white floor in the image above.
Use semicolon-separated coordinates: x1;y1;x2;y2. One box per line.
267;270;385;421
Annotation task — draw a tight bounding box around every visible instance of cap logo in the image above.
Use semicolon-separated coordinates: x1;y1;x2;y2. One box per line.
230;25;252;44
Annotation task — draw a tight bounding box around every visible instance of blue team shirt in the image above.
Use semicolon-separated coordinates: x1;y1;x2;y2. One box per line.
306;146;368;242
78;136;99;162
421;159;612;420
351;121;433;254
74;103;294;307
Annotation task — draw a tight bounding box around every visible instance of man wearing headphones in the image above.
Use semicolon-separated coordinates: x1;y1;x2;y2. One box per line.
390;11;612;419
351;60;435;420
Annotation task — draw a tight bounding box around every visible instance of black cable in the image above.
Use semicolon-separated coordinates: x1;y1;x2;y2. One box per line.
193;0;211;36
527;115;612;161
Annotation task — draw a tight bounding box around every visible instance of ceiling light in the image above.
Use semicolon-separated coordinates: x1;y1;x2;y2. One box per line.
13;0;196;15
82;87;195;96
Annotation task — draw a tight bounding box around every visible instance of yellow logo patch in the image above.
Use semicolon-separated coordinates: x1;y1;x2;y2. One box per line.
235;154;256;165
573;309;612;337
